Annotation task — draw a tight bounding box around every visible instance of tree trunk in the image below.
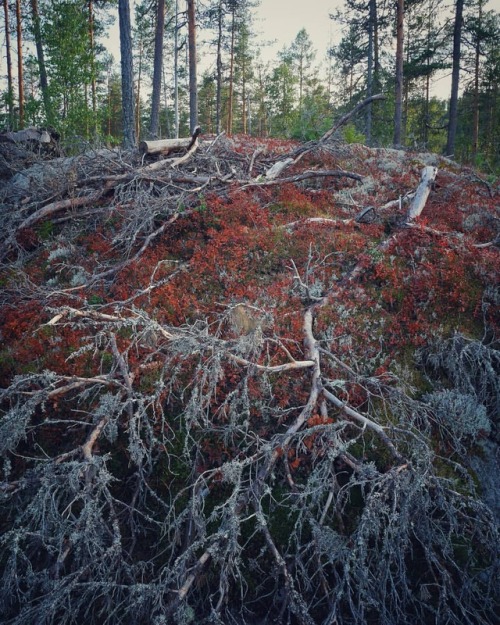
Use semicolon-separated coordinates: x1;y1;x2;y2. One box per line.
215;0;223;134
162;63;171;138
15;0;24;129
187;0;198;134
446;0;464;156
174;0;179;138
257;64;267;137
30;0;52;126
139;136;194;155
366;0;376;145
2;0;14;128
135;41;142;140
88;0;97;134
242;54;247;134
393;0;404;147
406;166;438;222
150;0;166;138
227;7;236;134
471;0;483;161
373;0;380;78
118;0;136;148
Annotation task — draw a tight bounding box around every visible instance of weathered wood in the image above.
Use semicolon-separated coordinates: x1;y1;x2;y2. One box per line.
264;158;294;180
260;95;385;180
406;166;438;222
318;94;386;145
245;169;362;188
140;128;201;172
139;137;193;155
141;127;201;155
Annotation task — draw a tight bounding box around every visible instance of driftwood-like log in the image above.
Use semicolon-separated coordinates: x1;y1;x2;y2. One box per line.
245;169;362;188
140;126;202;155
406;166;438;222
139;137;193;155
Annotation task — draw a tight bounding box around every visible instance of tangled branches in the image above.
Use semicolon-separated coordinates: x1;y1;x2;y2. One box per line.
1;124;499;624
0;285;498;624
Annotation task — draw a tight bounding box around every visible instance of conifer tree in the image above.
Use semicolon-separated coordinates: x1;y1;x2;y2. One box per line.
446;0;464;155
2;0;14;127
29;0;52;125
187;0;198;133
150;0;166;137
15;0;24;128
394;0;404;146
119;0;136;147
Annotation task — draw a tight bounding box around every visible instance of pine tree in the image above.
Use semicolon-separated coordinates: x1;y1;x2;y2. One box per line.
187;0;198;133
2;0;14;127
394;0;404;146
150;0;166;138
15;0;24;128
330;0;389;144
446;0;464;155
119;0;136;147
403;0;448;148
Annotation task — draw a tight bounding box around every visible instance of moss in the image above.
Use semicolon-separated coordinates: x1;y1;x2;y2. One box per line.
36;220;54;240
88;294;105;306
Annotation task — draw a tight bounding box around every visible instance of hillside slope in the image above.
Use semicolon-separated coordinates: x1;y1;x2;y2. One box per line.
0;134;499;625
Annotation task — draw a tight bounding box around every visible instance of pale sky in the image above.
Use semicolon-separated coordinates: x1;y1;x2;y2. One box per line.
253;0;342;60
106;1;343;64
255;0;500;58
2;0;500;99
104;0;500;70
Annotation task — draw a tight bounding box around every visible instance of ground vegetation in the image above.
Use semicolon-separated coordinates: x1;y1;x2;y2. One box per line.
0;119;498;623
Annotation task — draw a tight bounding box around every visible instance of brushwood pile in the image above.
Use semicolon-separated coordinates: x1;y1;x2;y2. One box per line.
0;133;499;625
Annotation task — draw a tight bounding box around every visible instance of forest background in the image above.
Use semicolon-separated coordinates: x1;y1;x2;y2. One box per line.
1;0;499;170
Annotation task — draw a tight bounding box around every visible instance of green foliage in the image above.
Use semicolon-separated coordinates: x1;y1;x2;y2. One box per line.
343;123;366;144
36;219;54;240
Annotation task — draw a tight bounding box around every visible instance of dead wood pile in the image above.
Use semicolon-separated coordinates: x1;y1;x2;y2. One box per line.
1;94;496;267
0;120;367;263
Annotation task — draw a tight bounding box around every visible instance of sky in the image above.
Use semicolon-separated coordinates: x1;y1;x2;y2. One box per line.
2;0;500;99
105;1;343;64
128;0;499;99
252;0;343;60
255;0;500;57
252;0;500;97
105;0;500;68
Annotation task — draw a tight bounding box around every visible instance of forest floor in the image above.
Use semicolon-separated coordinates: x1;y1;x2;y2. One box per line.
0;129;499;625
